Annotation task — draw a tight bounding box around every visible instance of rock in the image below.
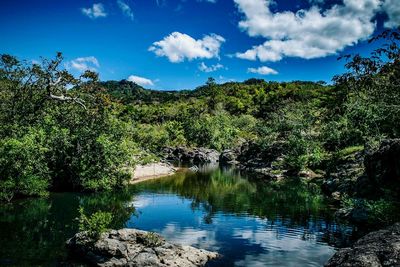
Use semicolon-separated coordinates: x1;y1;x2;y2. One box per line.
325;223;400;267
361;139;400;198
219;149;239;165
66;228;219;267
227;142;290;179
335;206;369;225
133;162;176;179
189;165;199;172
321;150;365;197
163;147;220;164
298;169;322;180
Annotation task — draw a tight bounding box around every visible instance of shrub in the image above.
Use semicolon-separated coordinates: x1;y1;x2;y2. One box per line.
78;207;113;239
0;128;50;201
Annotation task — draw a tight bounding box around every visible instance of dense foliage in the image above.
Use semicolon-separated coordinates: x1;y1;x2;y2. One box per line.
0;29;399;203
0;53;137;201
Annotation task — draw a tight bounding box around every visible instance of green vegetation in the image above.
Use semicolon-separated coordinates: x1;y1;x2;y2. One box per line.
78;207;113;239
0;53;137;200
0;29;399;208
341;197;400;226
141;232;164;247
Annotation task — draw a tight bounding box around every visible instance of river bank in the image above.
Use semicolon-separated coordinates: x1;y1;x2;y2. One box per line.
130;162;179;184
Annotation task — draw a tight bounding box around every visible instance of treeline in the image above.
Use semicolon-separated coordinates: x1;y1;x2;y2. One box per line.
0;30;399;201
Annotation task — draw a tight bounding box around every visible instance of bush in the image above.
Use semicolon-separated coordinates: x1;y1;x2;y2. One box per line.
78;207;113;239
0;128;50;201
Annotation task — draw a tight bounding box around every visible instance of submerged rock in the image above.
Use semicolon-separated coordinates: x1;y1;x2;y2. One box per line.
66;228;219;267
325;223;400;267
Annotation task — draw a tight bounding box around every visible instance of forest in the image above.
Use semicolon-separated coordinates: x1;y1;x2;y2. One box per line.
0;30;399;226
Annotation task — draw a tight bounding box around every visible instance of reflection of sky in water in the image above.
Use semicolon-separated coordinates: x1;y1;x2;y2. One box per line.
127;193;335;267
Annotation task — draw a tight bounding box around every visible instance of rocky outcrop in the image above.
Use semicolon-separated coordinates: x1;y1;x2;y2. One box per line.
219;149;239;165
232;142;289;180
321;150;365;199
67;228;219;267
325;223;400;267
163;147;220;164
359;139;400;198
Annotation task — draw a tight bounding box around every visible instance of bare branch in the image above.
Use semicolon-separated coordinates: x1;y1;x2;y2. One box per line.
49;93;86;109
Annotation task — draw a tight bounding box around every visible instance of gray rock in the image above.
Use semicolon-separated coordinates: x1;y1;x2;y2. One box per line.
67;229;219;267
163;147;220;164
219;149;239;165
325;223;400;267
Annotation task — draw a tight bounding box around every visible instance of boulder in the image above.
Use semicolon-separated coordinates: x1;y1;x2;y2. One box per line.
219;149;239;165
361;139;400;198
325;223;400;267
163;147;220;164
66;228;219;267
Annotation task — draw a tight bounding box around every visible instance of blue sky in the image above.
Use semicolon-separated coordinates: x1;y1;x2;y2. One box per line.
0;0;399;90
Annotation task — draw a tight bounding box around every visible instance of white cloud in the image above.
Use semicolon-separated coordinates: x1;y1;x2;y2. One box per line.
81;3;107;19
234;0;382;62
382;0;400;28
127;75;154;86
117;0;134;21
248;66;278;75
149;32;225;63
66;56;100;72
198;62;224;72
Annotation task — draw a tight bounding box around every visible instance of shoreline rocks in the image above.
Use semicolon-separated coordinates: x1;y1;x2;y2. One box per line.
325;223;400;267
163;147;220;164
360;139;400;198
66;228;219;267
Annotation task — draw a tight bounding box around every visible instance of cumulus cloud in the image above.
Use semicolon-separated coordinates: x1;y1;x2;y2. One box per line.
248;66;278;75
81;3;107;19
127;75;154;86
149;32;225;63
234;0;382;62
117;0;134;21
382;0;400;28
66;56;100;72
198;62;224;72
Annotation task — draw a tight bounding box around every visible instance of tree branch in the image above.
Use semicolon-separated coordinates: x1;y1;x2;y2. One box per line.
49;94;86;109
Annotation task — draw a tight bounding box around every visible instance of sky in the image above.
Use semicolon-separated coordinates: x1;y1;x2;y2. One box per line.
0;0;399;90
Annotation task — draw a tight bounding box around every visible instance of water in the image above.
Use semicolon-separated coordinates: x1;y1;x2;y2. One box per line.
0;165;356;266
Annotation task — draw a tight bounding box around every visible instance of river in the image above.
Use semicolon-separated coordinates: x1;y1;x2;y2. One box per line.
0;165;357;266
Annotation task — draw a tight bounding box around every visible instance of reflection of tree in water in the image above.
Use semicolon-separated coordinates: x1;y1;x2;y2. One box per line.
135;167;336;229
0;188;137;265
132;167;358;250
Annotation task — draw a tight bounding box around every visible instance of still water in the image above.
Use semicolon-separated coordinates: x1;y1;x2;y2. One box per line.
0;165;355;266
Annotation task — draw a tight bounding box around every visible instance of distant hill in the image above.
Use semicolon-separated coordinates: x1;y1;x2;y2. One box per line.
98;80;190;104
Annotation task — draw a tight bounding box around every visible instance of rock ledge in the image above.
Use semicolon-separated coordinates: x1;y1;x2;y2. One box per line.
66;228;218;267
325;223;400;267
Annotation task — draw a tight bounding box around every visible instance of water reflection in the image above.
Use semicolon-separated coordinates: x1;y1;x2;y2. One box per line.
0;165;354;266
128;166;351;266
126;193;337;266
